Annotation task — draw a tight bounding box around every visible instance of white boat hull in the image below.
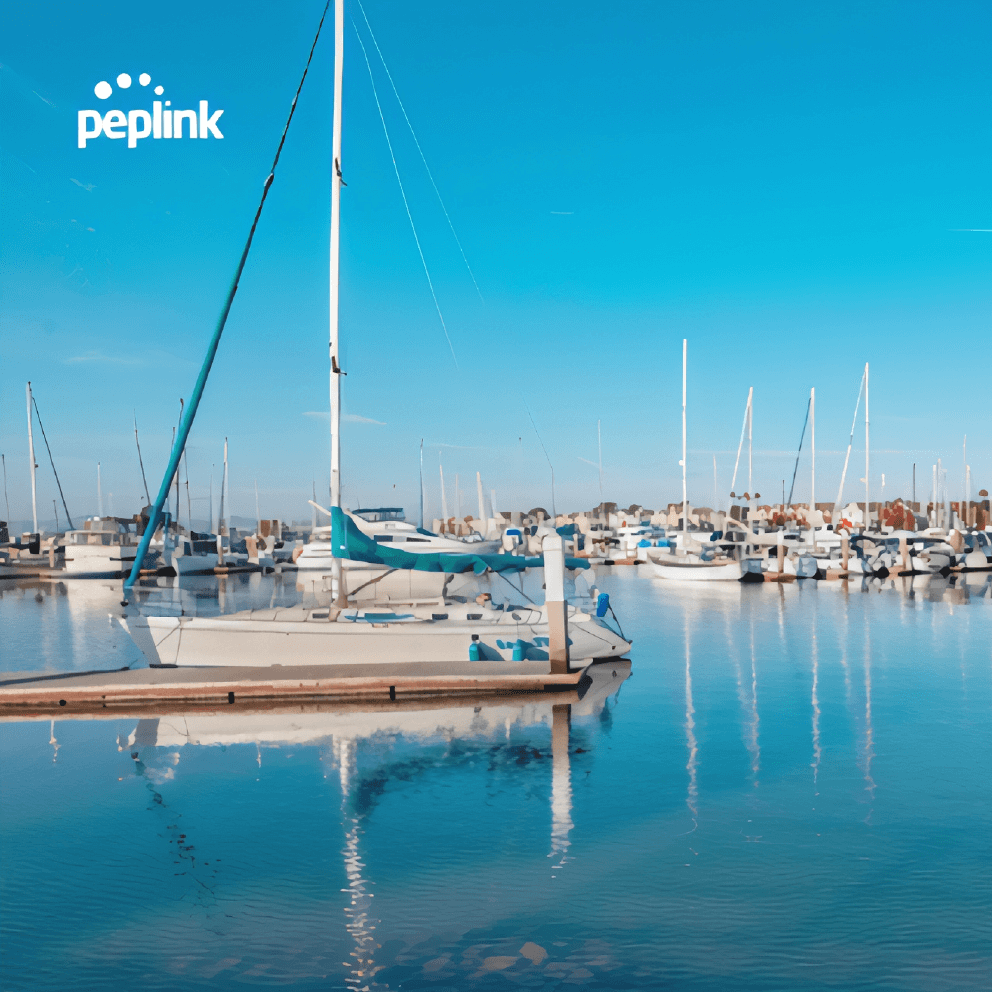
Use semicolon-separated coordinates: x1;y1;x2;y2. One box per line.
651;557;741;581
121;608;630;669
62;545;139;578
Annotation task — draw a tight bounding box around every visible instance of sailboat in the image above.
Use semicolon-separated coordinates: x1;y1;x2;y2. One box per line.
651;341;740;581
121;0;629;672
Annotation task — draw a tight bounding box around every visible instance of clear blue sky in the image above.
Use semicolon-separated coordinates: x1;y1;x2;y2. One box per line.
2;0;989;528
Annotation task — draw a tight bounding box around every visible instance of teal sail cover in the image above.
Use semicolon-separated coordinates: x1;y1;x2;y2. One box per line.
331;508;588;574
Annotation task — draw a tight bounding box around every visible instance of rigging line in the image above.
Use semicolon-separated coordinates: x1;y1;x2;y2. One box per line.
729;388;751;496
134;412;151;504
124;0;331;593
353;21;460;369
786;396;812;509
834;369;866;513
30;395;74;530
354;0;485;304
1;454;9;523
525;403;556;519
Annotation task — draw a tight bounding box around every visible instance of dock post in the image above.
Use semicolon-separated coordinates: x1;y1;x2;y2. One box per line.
842;536;849;571
899;537;908;573
543;533;569;674
777;528;785;574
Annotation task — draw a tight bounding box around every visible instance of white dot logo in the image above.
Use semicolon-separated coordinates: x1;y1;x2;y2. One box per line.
94;73;160;100
78;72;224;149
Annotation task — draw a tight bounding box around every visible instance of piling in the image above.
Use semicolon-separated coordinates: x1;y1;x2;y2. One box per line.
543;533;569;675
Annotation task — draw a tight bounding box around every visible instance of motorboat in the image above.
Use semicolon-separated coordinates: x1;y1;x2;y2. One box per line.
62;517;153;578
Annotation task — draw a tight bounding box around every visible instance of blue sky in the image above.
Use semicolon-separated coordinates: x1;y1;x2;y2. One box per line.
2;0;990;527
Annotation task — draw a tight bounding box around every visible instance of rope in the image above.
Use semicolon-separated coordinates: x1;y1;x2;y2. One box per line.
353;22;459;369
31;395;74;530
786;396;811;509
2;454;9;523
133;412;151;504
355;0;485;304
525;403;556;519
124;0;331;594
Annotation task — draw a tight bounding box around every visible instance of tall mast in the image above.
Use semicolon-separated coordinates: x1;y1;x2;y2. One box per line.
682;339;687;534
963;434;967;528
439;457;448;520
747;389;752;497
97;462;103;518
328;0;345;602
810;386;815;543
418;440;425;528
864;362;869;532
476;471;485;525
221;437;229;535
25;382;38;533
597;419;603;500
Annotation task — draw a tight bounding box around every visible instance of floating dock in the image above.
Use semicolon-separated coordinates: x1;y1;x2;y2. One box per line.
0;662;591;716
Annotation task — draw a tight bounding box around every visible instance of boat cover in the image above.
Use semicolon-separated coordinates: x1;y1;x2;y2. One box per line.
331;508;588;574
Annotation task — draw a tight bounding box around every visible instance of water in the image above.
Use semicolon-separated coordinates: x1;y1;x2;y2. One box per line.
2;570;991;990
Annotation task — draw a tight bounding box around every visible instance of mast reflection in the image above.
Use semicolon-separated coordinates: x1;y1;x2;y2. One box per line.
684;616;699;828
811;600;821;791
862;625;876;821
549;703;573;869
747;613;760;786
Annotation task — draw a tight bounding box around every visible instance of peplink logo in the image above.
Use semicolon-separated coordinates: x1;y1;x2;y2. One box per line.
77;72;224;149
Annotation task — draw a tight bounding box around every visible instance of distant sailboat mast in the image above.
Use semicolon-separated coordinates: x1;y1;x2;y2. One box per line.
681;339;687;536
26;382;38;533
597;419;603;500
832;367;865;523
810;387;816;549
328;0;345;604
864;362;870;532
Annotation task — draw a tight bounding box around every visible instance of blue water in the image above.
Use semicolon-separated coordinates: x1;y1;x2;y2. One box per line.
2;570;991;990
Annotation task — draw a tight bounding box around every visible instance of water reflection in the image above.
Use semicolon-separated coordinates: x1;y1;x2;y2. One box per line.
549;704;573;869
747;612;761;785
862;621;876;819
683;615;699;830
811;598;821;790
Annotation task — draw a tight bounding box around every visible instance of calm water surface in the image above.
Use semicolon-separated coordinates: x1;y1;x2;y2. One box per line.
2;570;991;990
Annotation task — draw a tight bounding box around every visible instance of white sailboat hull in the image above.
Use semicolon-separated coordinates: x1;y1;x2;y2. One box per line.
62;544;138;577
650;557;741;582
121;610;630;669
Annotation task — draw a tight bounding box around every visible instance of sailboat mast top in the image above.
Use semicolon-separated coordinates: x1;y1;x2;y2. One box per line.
864;362;869;532
682;339;687;534
810;387;815;518
26;382;38;533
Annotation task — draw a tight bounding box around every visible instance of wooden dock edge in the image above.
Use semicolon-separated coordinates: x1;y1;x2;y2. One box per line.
0;671;585;715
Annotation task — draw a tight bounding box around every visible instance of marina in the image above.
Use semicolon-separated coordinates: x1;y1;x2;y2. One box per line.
3;0;991;988
2;570;991;990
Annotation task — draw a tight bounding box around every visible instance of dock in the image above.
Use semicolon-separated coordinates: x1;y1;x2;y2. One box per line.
0;662;588;716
